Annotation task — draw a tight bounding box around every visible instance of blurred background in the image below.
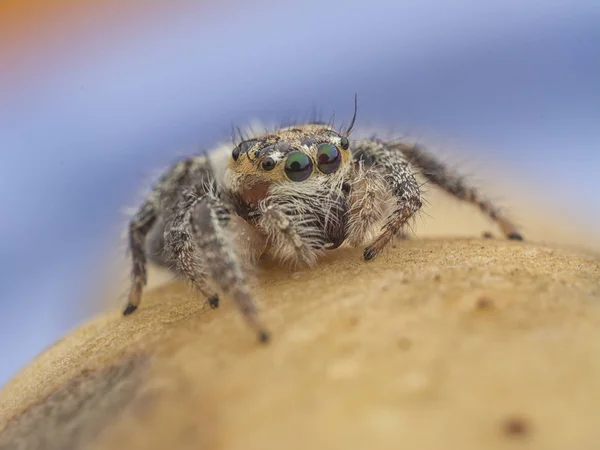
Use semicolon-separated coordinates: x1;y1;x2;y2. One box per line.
0;0;598;387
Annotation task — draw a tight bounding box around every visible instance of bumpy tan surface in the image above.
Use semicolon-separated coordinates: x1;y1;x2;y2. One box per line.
1;189;599;450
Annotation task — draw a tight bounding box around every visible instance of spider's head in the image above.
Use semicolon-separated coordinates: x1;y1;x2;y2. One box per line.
226;124;352;207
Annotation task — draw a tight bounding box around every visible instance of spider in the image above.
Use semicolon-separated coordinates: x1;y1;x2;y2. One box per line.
124;103;523;343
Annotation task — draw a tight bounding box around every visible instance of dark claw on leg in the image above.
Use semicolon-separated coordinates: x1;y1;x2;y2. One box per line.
363;246;378;261
508;232;524;241
123;304;138;316
207;294;220;309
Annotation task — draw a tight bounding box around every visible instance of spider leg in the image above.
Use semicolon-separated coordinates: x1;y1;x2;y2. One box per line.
255;181;347;267
165;191;270;343
124;156;221;315
398;143;523;240
124;200;157;315
256;200;325;267
163;191;220;309
345;163;391;247
350;140;423;260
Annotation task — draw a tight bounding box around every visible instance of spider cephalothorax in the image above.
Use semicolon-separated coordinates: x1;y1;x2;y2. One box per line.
225;124;355;256
124;111;523;343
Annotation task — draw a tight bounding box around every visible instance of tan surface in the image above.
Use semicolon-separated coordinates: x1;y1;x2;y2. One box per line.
1;189;599;450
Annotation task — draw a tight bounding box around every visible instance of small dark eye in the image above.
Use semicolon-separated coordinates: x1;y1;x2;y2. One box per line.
232;146;241;161
284;151;312;181
340;136;349;150
262;157;276;171
316;143;341;174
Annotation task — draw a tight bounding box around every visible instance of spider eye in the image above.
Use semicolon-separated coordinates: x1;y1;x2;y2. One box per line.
232;146;241;161
262;157;276;171
316;143;341;174
340;136;349;150
284;152;312;182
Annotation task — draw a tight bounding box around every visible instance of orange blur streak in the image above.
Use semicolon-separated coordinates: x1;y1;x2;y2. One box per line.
0;0;122;79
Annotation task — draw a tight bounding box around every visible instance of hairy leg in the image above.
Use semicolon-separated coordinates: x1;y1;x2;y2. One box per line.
188;193;269;342
345;164;393;247
124;154;223;314
163;191;220;309
124;200;157;315
256;181;348;267
397;142;523;240
350;140;423;260
257;201;325;267
162;189;268;341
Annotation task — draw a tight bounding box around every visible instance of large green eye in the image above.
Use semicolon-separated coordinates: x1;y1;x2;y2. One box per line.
316;143;341;174
284;151;312;182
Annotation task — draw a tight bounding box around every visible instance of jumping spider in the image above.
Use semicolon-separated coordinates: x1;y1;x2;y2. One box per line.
124;104;523;343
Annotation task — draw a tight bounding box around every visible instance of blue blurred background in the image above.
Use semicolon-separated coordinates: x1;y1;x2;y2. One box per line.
0;0;598;386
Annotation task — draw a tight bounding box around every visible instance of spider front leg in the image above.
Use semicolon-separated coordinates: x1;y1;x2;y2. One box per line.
164;191;270;342
162;192;220;308
350;140;423;261
254;181;348;266
255;198;325;267
345;164;391;247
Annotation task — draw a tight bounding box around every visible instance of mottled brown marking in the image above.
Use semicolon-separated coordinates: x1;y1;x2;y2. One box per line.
0;355;150;450
346;316;360;329
396;337;412;351
476;296;495;310
502;416;530;438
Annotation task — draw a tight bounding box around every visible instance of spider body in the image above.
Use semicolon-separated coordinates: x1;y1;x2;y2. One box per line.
125;118;523;343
